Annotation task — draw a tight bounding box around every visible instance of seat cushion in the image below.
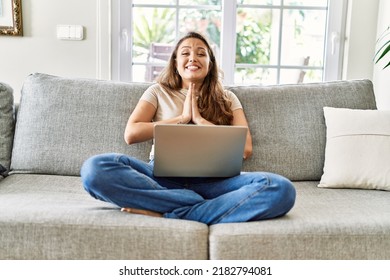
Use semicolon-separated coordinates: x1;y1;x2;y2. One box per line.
0;174;208;259
11;73;152;176
0;82;14;175
209;182;390;259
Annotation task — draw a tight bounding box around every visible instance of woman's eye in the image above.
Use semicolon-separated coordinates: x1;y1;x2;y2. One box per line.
181;52;189;56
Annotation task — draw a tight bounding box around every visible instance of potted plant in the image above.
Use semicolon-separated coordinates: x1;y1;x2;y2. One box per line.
374;26;390;69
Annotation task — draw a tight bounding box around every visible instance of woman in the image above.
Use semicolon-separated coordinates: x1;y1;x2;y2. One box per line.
81;32;296;225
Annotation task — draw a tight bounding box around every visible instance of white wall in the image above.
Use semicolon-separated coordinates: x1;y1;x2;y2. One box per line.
0;0;110;102
0;0;385;106
343;0;379;80
340;0;390;108
373;0;390;109
343;0;379;81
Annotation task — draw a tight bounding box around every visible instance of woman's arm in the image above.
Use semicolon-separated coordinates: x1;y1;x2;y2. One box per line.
124;100;183;145
232;108;253;159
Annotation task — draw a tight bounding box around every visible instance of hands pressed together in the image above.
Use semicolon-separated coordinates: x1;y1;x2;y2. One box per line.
180;82;212;125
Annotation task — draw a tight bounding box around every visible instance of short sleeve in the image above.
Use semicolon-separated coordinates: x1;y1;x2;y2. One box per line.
140;84;159;108
225;90;242;111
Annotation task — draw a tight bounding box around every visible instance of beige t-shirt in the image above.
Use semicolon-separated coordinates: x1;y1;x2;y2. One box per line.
140;83;243;159
141;83;242;122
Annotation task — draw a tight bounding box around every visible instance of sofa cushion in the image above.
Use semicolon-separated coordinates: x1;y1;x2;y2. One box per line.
319;107;390;191
11;73;152;176
229;80;377;180
0;82;14;176
0;174;208;259
209;181;390;260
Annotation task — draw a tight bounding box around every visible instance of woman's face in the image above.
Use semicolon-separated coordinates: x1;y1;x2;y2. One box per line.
175;38;211;89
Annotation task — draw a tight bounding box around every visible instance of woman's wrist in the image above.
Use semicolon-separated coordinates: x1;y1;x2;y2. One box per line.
193;116;212;125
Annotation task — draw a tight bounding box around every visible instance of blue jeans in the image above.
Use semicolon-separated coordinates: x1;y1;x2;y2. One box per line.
80;153;296;225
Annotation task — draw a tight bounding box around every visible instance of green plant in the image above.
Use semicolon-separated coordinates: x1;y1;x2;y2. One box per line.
235;9;272;79
374;26;390;69
133;8;175;57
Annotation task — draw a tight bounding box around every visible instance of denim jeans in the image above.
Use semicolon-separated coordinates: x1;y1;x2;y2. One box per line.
80;153;296;225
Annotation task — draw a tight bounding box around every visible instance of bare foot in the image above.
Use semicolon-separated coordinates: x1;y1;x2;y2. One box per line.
121;207;163;218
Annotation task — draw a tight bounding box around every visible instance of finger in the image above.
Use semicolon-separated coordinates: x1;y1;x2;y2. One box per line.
186;83;193;101
191;84;198;101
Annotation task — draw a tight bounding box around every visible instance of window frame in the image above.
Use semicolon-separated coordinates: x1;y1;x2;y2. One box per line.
111;0;348;84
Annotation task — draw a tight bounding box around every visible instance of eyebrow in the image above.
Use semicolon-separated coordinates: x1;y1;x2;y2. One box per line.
180;46;207;51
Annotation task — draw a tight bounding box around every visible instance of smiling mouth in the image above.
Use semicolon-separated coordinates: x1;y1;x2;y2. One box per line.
186;65;200;71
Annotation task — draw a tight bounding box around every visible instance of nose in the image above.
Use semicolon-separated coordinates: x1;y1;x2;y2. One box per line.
189;53;196;62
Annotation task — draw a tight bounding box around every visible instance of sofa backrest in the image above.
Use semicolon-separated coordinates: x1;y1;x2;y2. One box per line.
230;80;376;180
11;73;152;176
0;82;15;176
10;74;377;180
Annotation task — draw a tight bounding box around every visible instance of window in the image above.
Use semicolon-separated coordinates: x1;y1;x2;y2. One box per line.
112;0;347;85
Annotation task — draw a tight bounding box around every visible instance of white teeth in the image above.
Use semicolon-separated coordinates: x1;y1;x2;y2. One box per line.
187;66;199;70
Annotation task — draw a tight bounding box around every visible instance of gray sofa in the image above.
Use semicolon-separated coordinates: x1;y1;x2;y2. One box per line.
0;73;389;259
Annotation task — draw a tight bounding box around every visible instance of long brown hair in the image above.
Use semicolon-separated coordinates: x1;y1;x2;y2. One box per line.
157;32;233;125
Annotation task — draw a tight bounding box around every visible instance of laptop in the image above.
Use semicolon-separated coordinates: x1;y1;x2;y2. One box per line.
153;124;247;177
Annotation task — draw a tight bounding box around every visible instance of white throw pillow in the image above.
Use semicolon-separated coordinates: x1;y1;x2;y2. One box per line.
319;107;390;191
